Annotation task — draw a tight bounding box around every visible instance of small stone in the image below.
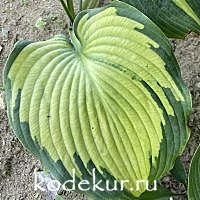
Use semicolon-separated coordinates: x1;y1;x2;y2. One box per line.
195;82;200;89
1;27;10;41
0;91;5;110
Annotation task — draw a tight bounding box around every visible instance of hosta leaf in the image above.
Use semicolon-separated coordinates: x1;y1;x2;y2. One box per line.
139;185;174;199
120;0;200;38
170;157;187;185
4;1;191;199
188;145;200;199
55;195;64;200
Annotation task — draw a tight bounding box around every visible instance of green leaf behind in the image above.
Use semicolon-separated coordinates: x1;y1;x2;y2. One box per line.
120;0;200;38
188;145;200;200
139;186;174;200
170;157;187;185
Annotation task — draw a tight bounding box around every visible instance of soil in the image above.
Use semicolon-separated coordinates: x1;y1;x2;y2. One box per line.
0;0;200;200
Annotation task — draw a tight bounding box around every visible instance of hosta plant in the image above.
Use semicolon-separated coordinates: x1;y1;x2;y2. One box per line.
4;0;199;199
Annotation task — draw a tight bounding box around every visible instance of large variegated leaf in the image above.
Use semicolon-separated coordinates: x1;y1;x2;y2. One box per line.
188;145;200;200
120;0;200;38
4;1;191;199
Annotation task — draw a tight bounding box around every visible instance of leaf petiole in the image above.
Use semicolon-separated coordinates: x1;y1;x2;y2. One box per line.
59;0;75;23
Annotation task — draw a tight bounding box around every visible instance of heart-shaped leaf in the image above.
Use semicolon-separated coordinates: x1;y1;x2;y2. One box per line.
120;0;200;38
4;1;191;199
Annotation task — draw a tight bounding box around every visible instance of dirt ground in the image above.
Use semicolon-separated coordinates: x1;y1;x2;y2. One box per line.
0;0;200;200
